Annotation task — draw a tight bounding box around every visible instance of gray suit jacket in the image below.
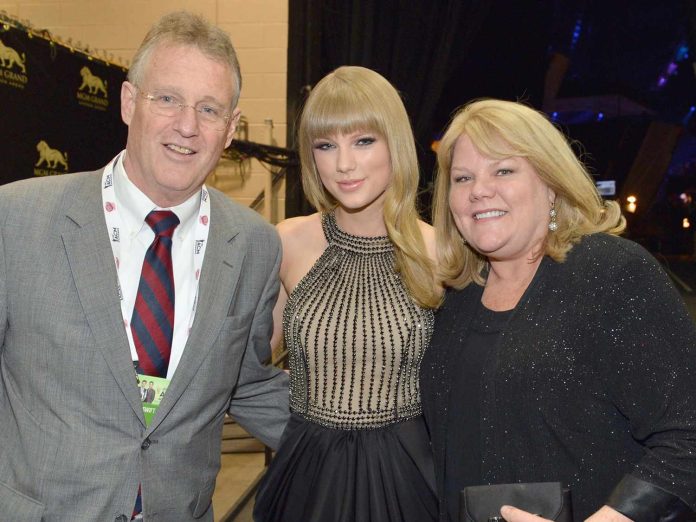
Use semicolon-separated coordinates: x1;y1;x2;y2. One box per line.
0;169;289;522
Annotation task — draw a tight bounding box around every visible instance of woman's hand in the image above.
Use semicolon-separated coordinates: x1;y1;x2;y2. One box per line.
500;504;633;522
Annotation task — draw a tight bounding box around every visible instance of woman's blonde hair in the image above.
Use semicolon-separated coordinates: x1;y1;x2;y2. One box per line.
299;66;439;308
433;98;626;289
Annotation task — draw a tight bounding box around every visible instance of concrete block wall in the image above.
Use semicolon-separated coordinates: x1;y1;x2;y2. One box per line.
1;0;288;221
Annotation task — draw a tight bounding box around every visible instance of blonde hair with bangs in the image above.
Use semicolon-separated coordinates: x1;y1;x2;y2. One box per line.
433;98;626;289
299;66;439;308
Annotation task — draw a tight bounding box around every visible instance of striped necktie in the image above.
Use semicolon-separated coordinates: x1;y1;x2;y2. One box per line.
130;210;178;519
131;210;179;378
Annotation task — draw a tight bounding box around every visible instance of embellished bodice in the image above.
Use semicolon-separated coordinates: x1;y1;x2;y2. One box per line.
285;212;434;429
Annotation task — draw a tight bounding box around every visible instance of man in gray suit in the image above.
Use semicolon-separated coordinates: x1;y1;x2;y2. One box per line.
0;11;288;522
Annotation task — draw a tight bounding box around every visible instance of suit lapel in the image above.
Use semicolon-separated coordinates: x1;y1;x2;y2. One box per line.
61;171;146;426
147;199;245;432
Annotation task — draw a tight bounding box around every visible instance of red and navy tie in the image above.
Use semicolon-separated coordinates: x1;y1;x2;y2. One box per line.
130;210;178;520
131;210;179;378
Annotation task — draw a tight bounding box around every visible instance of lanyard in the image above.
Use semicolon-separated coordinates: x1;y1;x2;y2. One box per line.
101;152;210;362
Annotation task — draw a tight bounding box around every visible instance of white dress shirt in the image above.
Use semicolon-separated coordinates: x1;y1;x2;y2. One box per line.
112;154;201;379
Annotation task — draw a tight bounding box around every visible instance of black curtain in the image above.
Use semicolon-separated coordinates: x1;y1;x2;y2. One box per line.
0;21;127;185
285;0;493;218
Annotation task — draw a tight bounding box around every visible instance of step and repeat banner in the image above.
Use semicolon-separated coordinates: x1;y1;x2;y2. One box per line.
0;20;127;185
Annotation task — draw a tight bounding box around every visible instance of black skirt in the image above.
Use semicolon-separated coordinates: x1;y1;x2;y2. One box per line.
253;414;438;522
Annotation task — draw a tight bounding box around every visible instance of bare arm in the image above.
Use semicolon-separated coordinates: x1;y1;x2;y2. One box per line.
270;213;325;352
270;282;288;351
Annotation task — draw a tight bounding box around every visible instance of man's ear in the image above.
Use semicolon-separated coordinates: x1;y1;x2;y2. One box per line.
224;108;242;148
121;81;137;125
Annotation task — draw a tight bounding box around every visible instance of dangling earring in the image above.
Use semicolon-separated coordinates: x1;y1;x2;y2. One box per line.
548;202;558;232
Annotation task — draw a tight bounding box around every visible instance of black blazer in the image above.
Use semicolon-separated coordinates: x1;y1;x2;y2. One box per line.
421;233;696;521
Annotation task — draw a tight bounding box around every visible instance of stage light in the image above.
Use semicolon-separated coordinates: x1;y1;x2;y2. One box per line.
570;18;583;51
683;218;691;229
676;45;689;61
626;195;637;214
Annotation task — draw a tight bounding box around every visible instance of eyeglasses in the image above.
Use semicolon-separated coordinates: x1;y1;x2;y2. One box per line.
135;87;231;131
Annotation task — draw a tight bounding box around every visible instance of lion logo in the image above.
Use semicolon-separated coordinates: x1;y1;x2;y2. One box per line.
0;39;26;74
79;66;108;96
35;141;69;171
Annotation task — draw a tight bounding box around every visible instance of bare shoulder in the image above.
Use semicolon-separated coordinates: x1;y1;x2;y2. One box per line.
417;220;437;263
276;213;327;290
276;213;325;252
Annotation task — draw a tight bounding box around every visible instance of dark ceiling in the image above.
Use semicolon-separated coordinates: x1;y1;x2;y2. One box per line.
432;0;696;166
287;0;696;245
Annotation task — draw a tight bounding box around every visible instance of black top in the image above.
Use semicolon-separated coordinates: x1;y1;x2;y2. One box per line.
445;303;512;522
421;233;696;522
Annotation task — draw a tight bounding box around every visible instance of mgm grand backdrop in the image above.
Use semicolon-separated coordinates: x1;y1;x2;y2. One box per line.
0;16;127;184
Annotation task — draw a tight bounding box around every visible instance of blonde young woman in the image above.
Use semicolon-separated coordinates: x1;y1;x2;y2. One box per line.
421;99;696;522
253;66;441;522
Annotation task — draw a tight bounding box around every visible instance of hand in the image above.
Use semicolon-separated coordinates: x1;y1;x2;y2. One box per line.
499;505;547;522
500;505;633;522
585;506;633;522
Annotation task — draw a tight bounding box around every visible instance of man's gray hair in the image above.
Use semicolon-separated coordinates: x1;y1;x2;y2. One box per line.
128;11;242;108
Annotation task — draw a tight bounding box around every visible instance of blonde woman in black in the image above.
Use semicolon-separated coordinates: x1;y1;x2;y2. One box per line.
254;66;441;522
423;99;696;522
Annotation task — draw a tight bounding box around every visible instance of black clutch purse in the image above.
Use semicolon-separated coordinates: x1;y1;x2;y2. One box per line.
460;482;573;522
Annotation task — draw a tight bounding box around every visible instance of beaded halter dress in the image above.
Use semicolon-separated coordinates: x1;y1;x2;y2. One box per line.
254;212;438;522
286;211;433;429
